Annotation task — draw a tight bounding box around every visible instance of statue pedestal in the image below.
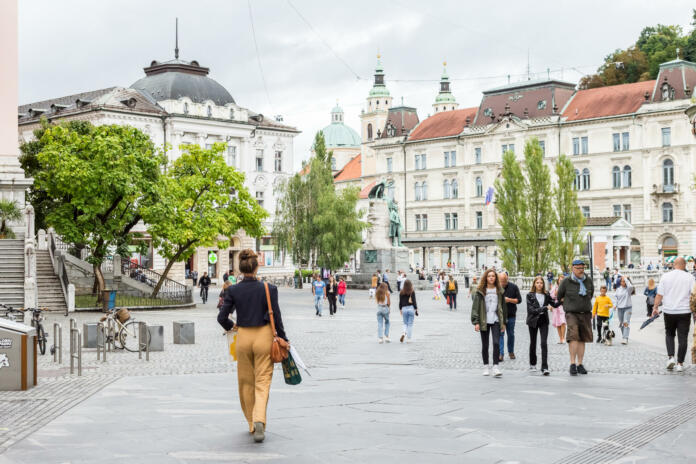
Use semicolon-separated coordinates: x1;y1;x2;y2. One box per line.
360;248;409;276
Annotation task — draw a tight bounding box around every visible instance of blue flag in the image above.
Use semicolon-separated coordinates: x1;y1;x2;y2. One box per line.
485;186;494;205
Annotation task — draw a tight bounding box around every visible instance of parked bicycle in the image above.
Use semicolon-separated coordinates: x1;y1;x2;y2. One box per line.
0;304;49;355
99;308;151;352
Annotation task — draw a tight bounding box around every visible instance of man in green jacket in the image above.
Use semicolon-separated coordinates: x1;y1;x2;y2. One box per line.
557;259;594;376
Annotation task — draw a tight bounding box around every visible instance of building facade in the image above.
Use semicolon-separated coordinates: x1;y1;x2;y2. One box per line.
18;52;299;283
343;57;696;272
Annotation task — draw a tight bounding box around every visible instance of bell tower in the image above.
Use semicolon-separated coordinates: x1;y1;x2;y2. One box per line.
433;61;458;113
360;55;392;143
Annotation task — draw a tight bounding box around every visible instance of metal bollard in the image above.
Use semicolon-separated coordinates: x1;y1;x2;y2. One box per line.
138;321;149;361
52;322;62;364
70;327;82;376
96;322;106;362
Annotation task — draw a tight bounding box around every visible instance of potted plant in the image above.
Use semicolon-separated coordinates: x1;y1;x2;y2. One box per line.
0;200;21;239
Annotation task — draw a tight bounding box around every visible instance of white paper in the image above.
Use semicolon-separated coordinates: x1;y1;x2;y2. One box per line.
289;345;310;376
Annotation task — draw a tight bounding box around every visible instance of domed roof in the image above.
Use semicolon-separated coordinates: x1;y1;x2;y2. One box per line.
130;59;235;106
321;104;360;148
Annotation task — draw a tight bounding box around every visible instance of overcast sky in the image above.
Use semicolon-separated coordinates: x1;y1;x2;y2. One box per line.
18;0;695;169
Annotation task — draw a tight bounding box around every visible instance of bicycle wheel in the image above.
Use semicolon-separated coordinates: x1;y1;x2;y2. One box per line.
119;321;151;352
37;324;46;355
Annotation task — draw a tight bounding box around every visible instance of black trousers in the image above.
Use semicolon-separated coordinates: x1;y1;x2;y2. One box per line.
646;303;654;318
448;293;457;310
480;322;501;365
664;313;691;363
385;281;393;293
327;294;337;315
529;324;549;369
596;315;609;341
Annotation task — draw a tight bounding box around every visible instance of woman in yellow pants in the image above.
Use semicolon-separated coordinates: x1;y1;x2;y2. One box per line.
217;249;288;443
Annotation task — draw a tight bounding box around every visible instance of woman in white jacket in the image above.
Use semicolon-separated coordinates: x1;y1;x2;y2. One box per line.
615;276;634;345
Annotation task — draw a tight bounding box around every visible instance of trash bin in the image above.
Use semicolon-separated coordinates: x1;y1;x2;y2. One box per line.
0;318;37;391
102;289;117;312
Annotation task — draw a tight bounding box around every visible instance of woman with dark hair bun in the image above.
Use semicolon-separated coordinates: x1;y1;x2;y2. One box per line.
217;248;289;443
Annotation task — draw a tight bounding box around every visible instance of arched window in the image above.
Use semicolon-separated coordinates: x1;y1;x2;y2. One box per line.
414;182;421;201
451;179;458;199
622;165;631;188
183;102;189;114
663;236;678;256
475;177;483;197
367;123;373;141
663;159;674;188
573;169;580;190
662;202;674;223
582;168;590;190
207;106;212;117
229;108;234;119
422;181;428;200
443;180;450;199
612;166;621;189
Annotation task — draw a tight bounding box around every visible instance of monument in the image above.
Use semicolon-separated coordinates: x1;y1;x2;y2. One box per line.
360;179;409;275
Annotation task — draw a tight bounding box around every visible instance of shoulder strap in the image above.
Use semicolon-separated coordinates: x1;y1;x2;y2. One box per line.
264;282;278;337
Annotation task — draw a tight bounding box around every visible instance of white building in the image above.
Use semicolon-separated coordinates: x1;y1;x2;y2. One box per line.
342;57;696;272
18;51;299;283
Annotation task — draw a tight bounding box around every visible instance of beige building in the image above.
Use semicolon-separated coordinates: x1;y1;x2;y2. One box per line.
344;57;696;272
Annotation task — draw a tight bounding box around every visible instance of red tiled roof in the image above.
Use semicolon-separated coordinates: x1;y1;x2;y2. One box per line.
334;154;361;182
380;107;419;138
562;80;655;121
408;107;478;141
359;181;376;199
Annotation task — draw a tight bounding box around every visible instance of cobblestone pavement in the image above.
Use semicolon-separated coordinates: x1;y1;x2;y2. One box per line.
1;285;695;462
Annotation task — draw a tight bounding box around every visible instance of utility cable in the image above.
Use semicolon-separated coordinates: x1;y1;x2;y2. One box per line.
248;0;273;109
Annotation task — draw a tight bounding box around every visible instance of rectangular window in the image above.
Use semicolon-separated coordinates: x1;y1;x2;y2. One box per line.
613;205;622;217
445;213;451;231
331;157;337;170
415;214;421;231
444;152;449;168
274;151;282;172
255;149;264;171
474;147;482;164
387;157;393;173
581;206;590;218
450;151;456;166
422;214;428;231
572;137;579;155
414;154;419;170
476;212;483;229
421;154;427;170
622;132;629;151
623;204;631;223
227;146;237;167
539;140;545;156
613;133;620;152
452;212;458;230
581;136;588;154
502;144;514;155
256;191;264;208
662;127;671;147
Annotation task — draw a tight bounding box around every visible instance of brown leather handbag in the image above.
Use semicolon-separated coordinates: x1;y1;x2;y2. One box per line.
265;282;289;363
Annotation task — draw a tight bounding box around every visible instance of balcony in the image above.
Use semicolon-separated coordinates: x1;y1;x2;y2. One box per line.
652;183;679;195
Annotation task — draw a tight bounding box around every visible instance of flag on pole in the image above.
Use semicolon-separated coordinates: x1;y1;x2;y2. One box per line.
484;187;494;206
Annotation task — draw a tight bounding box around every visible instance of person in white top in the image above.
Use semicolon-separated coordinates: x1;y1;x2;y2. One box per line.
614;276;634;344
652;257;696;372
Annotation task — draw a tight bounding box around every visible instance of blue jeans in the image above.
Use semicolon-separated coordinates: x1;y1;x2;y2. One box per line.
499;316;515;356
338;294;345;306
618;307;632;339
377;305;390;338
314;294;323;315
401;306;415;339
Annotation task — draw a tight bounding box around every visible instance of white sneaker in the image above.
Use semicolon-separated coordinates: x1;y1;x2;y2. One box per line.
405;339;412;344
676;364;684;373
492;366;502;377
621;338;627;345
667;357;676;370
482;366;490;376
378;338;384;344
383;337;391;343
529;365;537;371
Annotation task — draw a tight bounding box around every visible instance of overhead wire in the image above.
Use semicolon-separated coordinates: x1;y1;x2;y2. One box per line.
248;0;273;109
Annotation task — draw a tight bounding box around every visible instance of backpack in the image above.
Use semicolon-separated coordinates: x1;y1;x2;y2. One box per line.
448;281;456;292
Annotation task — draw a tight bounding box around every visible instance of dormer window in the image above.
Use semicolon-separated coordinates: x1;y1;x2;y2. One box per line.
207;106;213;117
183;102;189;114
229;108;234;119
537;100;547;110
483;108;493;117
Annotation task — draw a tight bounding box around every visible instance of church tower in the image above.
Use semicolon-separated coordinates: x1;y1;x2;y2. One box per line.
360;55;392;143
432;61;458;113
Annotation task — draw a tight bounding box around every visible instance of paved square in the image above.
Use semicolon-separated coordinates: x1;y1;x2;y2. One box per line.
1;286;696;463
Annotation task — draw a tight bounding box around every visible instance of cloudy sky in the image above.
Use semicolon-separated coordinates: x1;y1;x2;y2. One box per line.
18;0;694;169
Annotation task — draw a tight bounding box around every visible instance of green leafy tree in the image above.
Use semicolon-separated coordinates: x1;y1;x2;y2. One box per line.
684;10;696;62
636;24;686;77
579;47;651;89
520;139;554;274
143;143;266;297
0;199;22;239
494;150;527;273
34;123;165;295
273;132;366;270
550;155;586;273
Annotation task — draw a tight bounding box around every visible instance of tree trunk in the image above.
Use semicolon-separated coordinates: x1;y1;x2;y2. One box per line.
93;264;106;303
150;249;184;298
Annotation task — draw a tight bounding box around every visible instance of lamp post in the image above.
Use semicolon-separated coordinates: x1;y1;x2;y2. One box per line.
588;232;594;283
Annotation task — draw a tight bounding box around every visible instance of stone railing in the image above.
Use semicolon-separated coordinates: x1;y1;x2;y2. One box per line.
44;228;75;312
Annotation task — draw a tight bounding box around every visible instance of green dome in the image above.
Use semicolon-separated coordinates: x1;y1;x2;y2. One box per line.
321;122;361;148
435;92;457;104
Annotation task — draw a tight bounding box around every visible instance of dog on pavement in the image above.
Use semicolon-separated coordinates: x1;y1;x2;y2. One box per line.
601;320;615;346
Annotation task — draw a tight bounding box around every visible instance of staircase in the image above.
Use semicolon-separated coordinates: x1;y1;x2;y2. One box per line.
0;239;25;308
36;250;68;312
